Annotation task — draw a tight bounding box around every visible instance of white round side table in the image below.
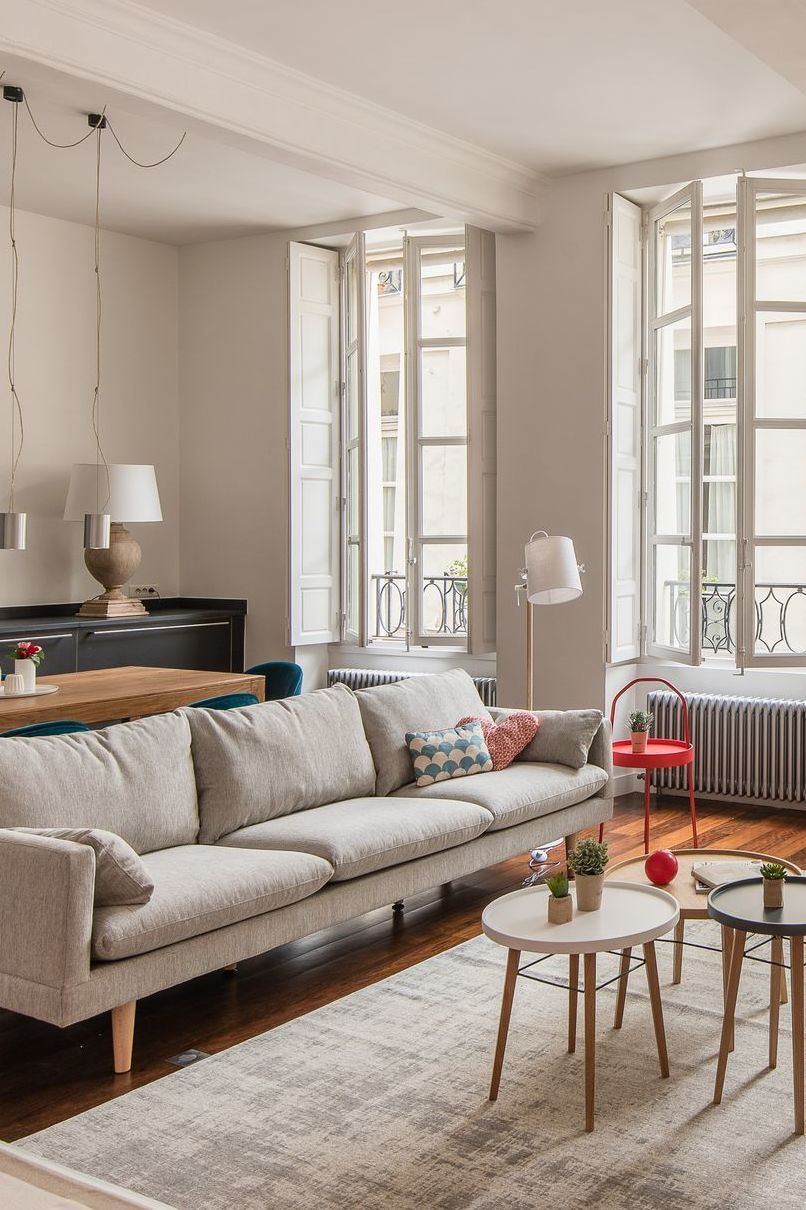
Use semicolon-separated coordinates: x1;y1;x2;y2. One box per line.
482;881;679;1132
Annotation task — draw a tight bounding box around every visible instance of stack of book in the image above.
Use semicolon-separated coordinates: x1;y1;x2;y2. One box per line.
691;859;763;895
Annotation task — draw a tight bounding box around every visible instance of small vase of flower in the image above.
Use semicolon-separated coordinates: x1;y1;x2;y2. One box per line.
568;839;609;911
10;641;44;692
761;861;786;910
628;709;653;754
546;871;573;924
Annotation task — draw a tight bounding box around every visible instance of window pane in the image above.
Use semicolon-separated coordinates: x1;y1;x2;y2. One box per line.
656;199;691;316
701;570;736;656
420;255;466;339
420;347;467;437
754;546;806;655
421;445;467;536
346;540;359;636
346;348;359;442
756;312;806;418
346;255;357;344
654;430;690;536
704;346;737;400
381;435;397;481
755;429;806;535
656;318;691;424
755;194;806;303
346;445;359;537
383;485;395;531
421;543;467;637
653;543;691;651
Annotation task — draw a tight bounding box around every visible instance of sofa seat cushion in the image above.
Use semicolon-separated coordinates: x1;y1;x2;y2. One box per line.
390;763;609;832
92;846;334;961
216;796;494;881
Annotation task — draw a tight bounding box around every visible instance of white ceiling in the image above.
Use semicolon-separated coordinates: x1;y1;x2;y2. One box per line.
0;65;402;244
137;0;806;175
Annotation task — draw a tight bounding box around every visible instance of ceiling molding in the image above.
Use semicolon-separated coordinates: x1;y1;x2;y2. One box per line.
1;0;544;231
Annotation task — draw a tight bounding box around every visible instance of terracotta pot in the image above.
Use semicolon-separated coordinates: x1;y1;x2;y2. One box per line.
763;878;784;910
631;731;648;754
575;872;605;912
547;894;573;925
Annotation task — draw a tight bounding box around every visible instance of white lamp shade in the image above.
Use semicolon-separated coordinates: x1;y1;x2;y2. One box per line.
525;533;582;605
64;464;162;523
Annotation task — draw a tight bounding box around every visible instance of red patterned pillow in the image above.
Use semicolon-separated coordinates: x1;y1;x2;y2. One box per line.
457;712;539;771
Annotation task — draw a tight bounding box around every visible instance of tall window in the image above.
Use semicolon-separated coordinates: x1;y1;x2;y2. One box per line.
608;174;806;670
288;227;496;655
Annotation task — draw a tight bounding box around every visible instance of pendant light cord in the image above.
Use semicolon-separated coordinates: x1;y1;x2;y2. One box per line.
91;124;110;514
106;120;186;168
7;100;23;513
23;95;102;149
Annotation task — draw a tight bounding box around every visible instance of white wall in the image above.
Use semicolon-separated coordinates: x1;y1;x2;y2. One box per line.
495;129;806;714
0;206;179;605
178;232;293;669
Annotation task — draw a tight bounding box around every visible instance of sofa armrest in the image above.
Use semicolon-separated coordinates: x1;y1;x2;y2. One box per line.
0;830;94;989
587;718;613;798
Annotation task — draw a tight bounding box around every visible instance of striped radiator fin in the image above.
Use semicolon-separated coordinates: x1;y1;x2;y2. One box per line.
647;690;806;804
328;667;497;708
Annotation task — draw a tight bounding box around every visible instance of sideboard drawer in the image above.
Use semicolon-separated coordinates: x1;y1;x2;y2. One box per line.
0;631;77;675
78;620;233;673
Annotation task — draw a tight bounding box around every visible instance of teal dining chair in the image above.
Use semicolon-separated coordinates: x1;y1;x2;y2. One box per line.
245;661;303;701
1;720;90;738
188;693;259;711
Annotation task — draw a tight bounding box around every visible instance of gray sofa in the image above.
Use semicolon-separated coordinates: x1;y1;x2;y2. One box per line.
0;669;612;1071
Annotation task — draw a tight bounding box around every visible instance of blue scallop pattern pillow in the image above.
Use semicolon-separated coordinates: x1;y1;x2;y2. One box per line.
405;720;493;787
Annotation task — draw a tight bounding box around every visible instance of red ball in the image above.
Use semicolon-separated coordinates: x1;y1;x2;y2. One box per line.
645;849;678;886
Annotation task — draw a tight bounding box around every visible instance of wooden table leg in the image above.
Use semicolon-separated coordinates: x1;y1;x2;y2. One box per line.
769;935;784;1070
568;953;579;1054
791;935;804;1136
714;928;746;1105
584;951;597;1132
643;941;669;1078
720;925;735;1053
489;948;520;1102
613;947;631;1029
672;919;685;985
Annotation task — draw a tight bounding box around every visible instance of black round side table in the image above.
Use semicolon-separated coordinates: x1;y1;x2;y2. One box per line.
708;876;806;1135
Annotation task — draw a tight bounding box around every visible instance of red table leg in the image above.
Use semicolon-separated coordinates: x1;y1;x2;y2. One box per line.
688;762;699;848
643;775;651;854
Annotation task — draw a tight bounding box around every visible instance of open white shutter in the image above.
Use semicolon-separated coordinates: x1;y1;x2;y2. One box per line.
466;225;497;654
289;242;341;646
342;233;366;645
607;194;643;663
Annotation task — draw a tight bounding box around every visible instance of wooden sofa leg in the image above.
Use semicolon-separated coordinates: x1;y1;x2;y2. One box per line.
223;962;239;974
111;1001;136;1074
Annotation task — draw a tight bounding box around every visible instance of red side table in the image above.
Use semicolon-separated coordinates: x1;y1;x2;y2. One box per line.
600;677;698;854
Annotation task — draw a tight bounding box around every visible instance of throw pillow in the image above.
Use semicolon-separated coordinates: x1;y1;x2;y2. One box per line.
13;827;155;906
457;711;539;770
405;721;493;787
490;707;603;769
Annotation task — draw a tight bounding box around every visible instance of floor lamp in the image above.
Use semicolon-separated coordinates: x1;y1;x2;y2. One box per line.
516;530;583;710
517;531;584;881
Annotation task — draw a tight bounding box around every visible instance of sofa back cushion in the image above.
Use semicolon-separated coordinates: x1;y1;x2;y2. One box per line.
188;683;377;844
0;712;199;854
356;669;493;797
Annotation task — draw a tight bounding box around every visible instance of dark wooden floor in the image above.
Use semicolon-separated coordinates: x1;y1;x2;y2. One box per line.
2;793;806;1142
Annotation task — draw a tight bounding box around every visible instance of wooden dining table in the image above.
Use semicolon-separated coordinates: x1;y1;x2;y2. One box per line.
0;666;265;729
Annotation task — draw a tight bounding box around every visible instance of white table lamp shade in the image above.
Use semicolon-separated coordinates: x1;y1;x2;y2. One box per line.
64;464;162;523
525;533;582;605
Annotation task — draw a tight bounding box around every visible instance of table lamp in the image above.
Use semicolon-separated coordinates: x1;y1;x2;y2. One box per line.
517;531;583;709
64;464;162;617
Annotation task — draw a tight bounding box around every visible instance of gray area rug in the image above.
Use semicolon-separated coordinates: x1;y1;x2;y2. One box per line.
20;923;806;1209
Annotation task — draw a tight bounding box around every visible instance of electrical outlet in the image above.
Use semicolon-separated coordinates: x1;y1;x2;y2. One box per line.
129;585;160;599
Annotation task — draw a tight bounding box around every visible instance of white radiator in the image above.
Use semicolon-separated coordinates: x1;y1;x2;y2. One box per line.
328;667;497;708
647;689;806;804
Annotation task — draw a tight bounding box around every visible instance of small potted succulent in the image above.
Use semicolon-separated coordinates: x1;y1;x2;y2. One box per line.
628;709;653;754
546;871;573;924
7;640;44;693
568;838;609;911
761;861;786;910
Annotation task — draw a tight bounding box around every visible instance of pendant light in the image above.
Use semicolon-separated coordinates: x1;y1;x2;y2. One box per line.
0;85;27;550
83;112;110;550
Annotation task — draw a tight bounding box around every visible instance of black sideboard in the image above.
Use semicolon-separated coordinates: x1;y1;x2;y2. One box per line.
0;598;246;675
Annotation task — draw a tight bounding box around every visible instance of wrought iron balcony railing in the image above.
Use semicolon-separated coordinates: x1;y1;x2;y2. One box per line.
667;580;806;655
371;572;467;640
